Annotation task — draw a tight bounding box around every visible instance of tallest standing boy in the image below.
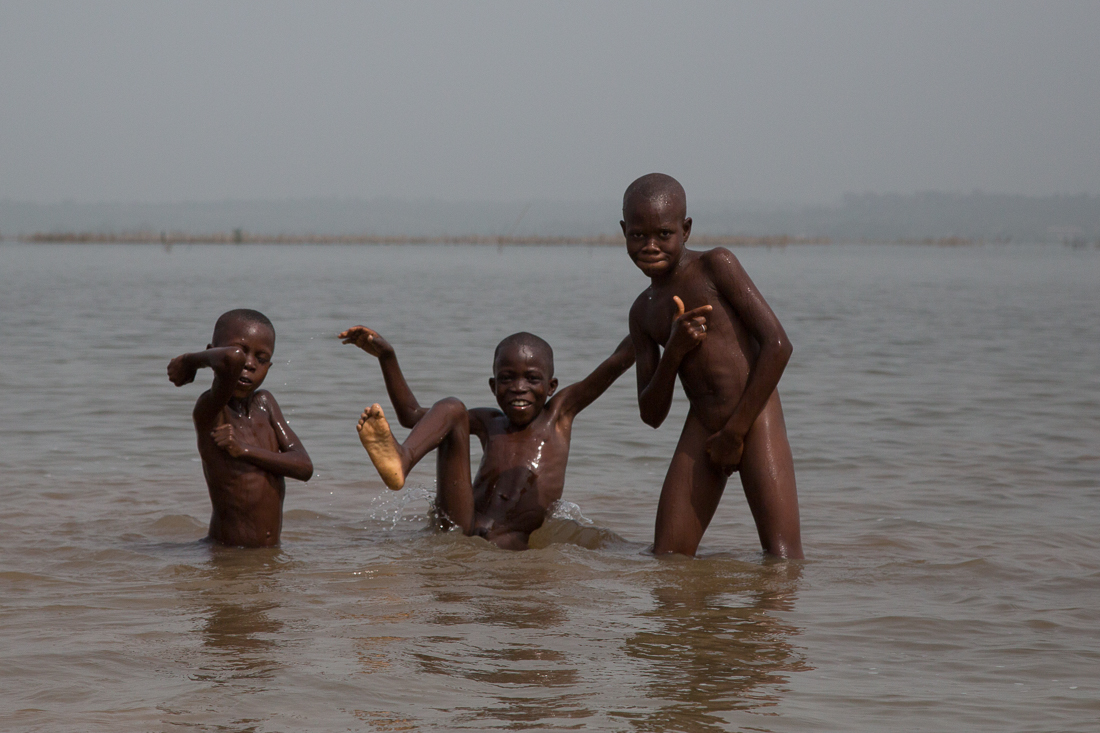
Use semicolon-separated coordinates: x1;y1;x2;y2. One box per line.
623;173;803;559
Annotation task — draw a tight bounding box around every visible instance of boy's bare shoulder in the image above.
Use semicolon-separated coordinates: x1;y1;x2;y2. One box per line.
469;406;503;421
698;247;746;281
699;246;738;271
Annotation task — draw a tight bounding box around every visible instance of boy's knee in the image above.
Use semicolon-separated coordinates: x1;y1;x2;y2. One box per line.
435;397;468;423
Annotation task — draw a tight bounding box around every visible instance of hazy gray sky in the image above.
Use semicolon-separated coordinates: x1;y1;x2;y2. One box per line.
2;1;1098;204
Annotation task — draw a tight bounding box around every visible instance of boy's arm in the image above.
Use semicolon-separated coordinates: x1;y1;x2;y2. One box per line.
704;248;792;464
340;326;427;428
210;392;313;481
632;296;712;428
553;336;635;419
168;346;246;428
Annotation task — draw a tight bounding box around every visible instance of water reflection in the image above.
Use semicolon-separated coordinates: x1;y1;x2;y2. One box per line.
184;545;288;683
412;547;596;727
623;558;807;732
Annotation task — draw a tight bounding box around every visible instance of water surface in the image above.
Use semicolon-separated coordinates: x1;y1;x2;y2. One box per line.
1;241;1097;731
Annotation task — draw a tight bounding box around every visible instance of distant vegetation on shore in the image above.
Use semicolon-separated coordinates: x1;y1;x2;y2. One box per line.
18;231;833;247
2;191;1097;244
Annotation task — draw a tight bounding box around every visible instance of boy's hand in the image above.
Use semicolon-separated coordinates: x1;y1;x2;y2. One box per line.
339;326;394;358
705;429;744;471
666;296;712;358
211;423;248;458
167;355;197;386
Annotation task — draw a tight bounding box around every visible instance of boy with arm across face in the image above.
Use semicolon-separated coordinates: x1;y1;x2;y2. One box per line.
622;173;803;559
339;326;634;550
167;309;313;547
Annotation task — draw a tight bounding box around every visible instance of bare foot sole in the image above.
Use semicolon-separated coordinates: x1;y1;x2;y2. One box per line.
357;404;406;490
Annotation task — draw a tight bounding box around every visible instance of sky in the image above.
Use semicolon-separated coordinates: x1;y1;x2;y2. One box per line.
2;1;1099;205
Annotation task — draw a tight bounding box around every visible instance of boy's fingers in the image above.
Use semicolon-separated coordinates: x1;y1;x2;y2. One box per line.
672;296;685;317
682;305;713;319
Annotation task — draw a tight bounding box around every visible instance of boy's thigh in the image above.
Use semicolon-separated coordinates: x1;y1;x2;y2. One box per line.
738;393;801;552
654;409;729;554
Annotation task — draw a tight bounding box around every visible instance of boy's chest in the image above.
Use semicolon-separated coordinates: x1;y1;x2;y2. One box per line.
480;420;569;477
644;277;723;342
222;406;278;450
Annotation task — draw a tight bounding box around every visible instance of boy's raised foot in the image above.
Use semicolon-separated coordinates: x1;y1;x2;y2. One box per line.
357;403;407;490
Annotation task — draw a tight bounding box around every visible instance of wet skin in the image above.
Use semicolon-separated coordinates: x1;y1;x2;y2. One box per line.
168;318;312;547
341;326;634;550
624;191;803;559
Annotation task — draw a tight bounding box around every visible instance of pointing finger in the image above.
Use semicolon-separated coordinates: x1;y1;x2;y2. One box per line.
673;296;685;317
682;305;713;319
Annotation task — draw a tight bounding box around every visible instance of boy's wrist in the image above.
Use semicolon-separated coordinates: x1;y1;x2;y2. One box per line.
719;418;748;442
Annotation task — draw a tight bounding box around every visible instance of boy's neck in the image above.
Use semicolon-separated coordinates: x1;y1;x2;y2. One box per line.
227;392;255;415
504;408;546;433
649;248;691;285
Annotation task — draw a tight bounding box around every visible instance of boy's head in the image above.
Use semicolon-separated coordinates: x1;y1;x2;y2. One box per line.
620;173;692;278
210;309;276;397
490;332;558;427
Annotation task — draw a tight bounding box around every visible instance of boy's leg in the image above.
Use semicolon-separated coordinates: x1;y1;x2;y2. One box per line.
738;393;803;559
653;408;730;556
431;399;475;533
357;399;475;532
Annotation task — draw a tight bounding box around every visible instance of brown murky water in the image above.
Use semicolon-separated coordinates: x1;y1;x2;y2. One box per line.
1;241;1097;731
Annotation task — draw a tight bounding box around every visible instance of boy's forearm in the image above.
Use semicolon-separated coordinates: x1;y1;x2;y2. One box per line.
560;337;636;416
192;347;246;377
722;339;792;438
377;352;425;428
235;444;314;481
609;335;636;372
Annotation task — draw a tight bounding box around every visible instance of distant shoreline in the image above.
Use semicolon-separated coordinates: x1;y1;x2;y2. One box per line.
8;231;988;247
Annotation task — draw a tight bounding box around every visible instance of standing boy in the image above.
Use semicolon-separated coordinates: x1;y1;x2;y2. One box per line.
168;309;313;547
340;326;633;550
623;173;803;558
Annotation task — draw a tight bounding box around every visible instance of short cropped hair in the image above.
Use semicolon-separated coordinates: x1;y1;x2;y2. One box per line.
212;308;275;346
493;332;554;376
622;172;687;218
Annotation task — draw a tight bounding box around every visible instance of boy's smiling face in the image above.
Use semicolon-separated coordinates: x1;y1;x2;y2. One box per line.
210;318;275;398
621;195;692;279
490;343;558;428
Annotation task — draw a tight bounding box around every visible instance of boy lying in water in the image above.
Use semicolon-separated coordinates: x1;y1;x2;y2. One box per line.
340;326;633;550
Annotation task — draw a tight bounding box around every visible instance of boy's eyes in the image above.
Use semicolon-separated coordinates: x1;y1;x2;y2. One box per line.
497;372;542;383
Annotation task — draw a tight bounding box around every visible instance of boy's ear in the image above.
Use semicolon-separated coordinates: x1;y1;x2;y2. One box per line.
682;217;692;241
620;219;627;236
206;343;213;350
548;377;559;397
488;377;496;394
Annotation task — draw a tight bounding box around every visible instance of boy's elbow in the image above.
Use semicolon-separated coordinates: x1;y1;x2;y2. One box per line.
778;338;793;364
299;461;314;482
220;347;247;373
639;407;664;429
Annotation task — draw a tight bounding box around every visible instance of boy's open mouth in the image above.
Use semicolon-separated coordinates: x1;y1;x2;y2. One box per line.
509;399;532;408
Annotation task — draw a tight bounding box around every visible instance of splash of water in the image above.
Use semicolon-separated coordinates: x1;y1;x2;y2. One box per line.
547;499;593;525
365;485;435;530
